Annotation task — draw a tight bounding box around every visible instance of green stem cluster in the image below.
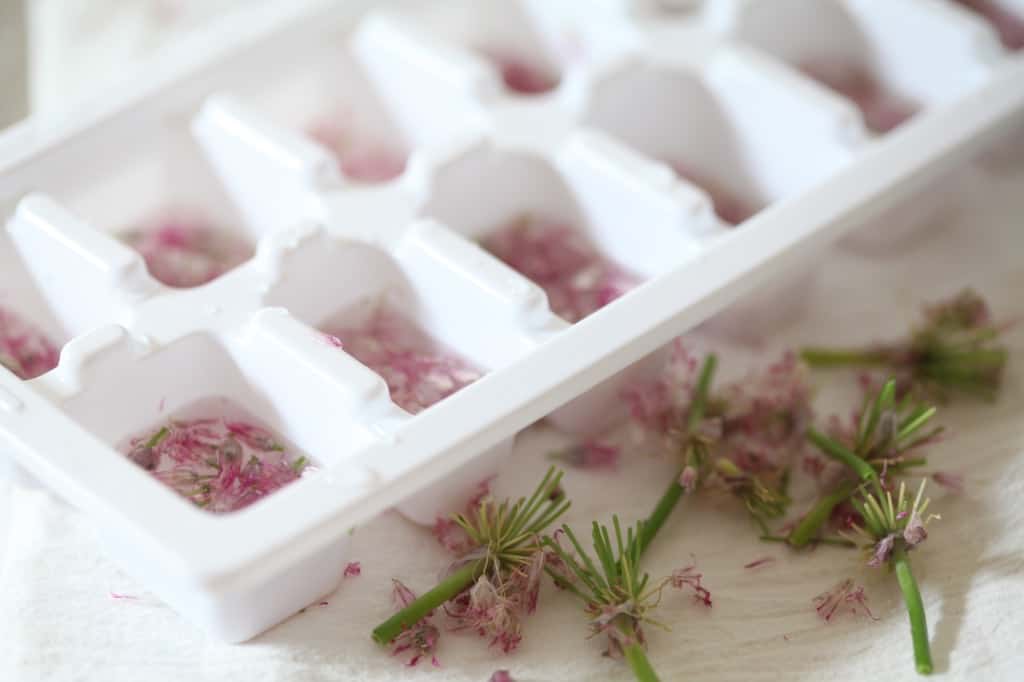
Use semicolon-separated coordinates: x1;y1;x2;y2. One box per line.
637;355;717;555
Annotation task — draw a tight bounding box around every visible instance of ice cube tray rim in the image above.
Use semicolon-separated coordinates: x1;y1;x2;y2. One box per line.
2;56;1022;589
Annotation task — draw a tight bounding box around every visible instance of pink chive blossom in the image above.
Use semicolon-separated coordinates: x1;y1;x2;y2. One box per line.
324;306;482;415
0;305;60;380
122;215;252;288
932;471;965;494
670;562;712;608
344;562;362;578
489;671;516;682
800;62;918;134
306;120;407;183
719;352;813;471
622;340;699;436
445;551;546;654
813;578;877;622
743;556;776;570
390;580;441;667
668;162;757;225
549;439;620;471
123;416;308;514
482;216;641;324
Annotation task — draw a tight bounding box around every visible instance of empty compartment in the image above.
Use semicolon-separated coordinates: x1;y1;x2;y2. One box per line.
582;61;838;224
0;231;67;380
723;0;992;134
227;24;410;183
56;328;379;514
47;117;255;288
955;0;1024;50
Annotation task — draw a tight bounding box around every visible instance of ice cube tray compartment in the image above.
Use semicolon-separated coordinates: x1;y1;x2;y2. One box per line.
706;0;1002;133
0;231;67;378
954;0;1024;50
1;0;1023;645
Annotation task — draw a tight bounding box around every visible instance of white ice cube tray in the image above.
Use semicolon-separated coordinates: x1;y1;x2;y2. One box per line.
0;0;1022;643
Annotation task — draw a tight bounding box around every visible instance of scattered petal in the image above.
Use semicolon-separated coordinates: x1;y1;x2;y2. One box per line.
344;562;362;578
670;562;712;607
743;556;776;570
389;579;442;667
813;578;877;622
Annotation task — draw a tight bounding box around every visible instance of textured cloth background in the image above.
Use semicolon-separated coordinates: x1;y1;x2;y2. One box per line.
0;160;1022;681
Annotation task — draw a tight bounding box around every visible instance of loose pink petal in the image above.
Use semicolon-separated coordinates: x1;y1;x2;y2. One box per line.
743;556;776;570
324;306;482;414
489;671;515;682
344;562;362;578
670;562;712;607
109;592;139;601
389;579;442;666
0;305;60;380
122;415;307;514
813;578;877;622
482;217;641;324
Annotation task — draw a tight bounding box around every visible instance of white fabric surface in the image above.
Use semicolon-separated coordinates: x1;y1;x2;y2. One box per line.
5;3;1024;679
1;158;1023;681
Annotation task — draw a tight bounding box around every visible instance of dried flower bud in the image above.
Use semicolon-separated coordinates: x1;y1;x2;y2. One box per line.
678;465;698;493
902;514;928;547
868;534;896;567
